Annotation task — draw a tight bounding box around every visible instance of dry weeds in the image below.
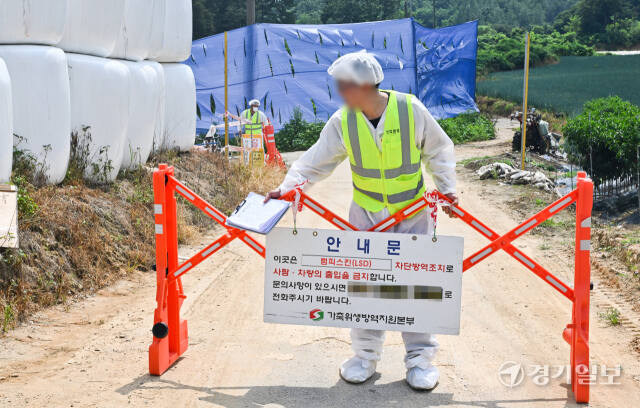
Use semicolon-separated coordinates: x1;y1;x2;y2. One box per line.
0;150;285;331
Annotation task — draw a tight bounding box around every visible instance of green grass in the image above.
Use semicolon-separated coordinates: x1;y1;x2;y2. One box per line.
2;304;14;333
438;112;495;144
599;307;621;326
477;55;640;116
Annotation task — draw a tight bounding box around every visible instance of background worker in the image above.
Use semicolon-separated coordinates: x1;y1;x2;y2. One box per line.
265;51;458;390
227;99;269;137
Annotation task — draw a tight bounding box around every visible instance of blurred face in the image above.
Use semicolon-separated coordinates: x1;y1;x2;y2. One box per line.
251;104;259;112
337;80;375;110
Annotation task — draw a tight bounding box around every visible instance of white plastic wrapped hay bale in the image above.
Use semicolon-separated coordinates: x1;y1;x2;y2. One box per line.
67;53;130;182
120;60;163;170
161;63;195;151
148;0;192;62
58;0;126;57
0;45;70;184
0;58;12;183
150;62;166;154
110;0;155;61
0;0;68;45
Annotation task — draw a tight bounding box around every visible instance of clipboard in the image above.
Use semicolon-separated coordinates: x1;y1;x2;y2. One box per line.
226;192;290;234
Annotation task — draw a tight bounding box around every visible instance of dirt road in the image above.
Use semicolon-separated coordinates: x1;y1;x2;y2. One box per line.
1;121;640;407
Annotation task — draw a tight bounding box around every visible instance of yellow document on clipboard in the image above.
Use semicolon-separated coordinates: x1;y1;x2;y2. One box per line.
226;192;290;234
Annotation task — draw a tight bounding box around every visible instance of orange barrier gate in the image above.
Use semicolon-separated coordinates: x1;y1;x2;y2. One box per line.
150;163;593;403
149;164;266;375
279;172;593;403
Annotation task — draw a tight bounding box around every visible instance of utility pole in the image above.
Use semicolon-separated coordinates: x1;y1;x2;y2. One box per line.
432;0;436;28
520;32;531;170
247;0;255;25
224;31;229;158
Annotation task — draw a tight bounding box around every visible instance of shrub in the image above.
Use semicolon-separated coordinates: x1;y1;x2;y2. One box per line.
476;95;518;117
563;96;640;186
437;112;496;144
601;19;640;49
12;176;38;219
275;107;325;152
477;25;594;75
10;141;43;220
276;108;495;151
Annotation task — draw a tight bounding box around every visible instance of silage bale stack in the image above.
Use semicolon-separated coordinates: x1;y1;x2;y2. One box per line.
0;0;71;184
0;0;195;185
148;0;195;152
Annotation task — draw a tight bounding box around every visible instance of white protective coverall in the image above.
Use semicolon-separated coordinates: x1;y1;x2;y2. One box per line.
278;95;456;369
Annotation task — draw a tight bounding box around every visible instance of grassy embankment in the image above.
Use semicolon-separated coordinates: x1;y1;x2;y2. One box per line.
0;149;284;332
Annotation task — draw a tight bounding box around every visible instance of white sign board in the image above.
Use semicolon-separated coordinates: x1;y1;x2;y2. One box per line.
264;228;463;334
0;185;19;248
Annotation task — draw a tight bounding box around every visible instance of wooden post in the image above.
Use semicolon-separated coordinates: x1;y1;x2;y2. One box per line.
520;32;531;170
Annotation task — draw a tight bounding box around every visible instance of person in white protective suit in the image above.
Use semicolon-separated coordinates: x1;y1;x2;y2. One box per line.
265;51;458;390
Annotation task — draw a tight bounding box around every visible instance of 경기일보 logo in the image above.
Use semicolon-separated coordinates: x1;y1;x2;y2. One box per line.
309;309;324;321
498;361;525;387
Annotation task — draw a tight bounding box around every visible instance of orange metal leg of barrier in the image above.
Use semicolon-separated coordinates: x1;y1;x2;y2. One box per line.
149;164;265;376
282;173;593;403
149;164;189;375
565;172;592;403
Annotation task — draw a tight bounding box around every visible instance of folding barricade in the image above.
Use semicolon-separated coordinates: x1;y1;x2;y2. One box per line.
150;163;593;403
149;164;266;375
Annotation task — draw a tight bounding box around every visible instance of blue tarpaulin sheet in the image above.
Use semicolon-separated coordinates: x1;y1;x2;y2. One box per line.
187;18;478;133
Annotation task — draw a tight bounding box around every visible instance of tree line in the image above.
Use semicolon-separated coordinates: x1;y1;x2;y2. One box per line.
193;0;639;76
193;0;581;37
193;0;639;50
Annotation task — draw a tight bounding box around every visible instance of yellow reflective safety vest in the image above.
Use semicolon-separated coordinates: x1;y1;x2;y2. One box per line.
242;109;263;135
342;91;424;215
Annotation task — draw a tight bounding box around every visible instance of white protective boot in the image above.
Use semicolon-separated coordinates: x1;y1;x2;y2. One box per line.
339;356;377;384
406;364;439;390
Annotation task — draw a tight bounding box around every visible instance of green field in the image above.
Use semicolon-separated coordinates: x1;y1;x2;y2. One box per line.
477;55;640;116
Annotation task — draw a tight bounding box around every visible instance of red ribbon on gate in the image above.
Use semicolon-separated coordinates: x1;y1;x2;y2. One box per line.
425;189;450;239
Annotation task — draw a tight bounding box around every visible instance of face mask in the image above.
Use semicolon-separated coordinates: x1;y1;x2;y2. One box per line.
251;107;258;112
